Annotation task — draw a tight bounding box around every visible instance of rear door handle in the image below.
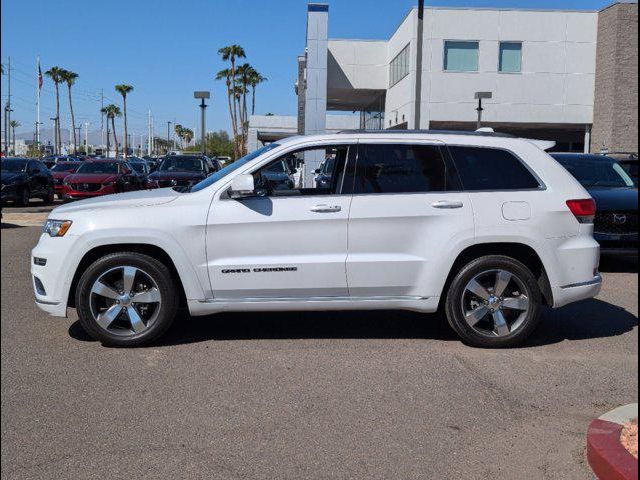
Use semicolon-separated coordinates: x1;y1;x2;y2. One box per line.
310;204;342;213
432;200;464;209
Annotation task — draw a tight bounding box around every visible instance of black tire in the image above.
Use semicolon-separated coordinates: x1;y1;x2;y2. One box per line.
445;255;542;348
43;187;55;205
17;187;30;207
75;252;179;347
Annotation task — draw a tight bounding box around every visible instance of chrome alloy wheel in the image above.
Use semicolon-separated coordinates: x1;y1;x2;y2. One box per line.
461;269;531;338
89;266;162;336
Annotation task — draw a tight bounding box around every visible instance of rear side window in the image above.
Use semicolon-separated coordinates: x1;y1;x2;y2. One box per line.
352;144;456;194
449;146;540;191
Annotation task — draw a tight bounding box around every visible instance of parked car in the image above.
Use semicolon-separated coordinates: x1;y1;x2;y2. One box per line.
258;157;295;191
1;157;55;206
32;131;602;348
551;153;638;255
51;161;82;199
314;156;335;189
145;155;219;190
128;158;151;178
42;155;80;169
61;159;144;200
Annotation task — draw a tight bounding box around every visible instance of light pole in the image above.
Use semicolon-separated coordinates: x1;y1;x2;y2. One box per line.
193;91;210;156
474;91;492;130
167;121;172;153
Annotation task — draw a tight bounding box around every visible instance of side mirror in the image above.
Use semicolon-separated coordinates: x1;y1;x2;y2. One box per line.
229;174;256;199
313;168;320;174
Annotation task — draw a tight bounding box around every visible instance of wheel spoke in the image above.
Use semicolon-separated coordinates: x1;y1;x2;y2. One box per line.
125;307;146;334
122;267;137;294
494;271;512;297
96;304;122;330
91;281;120;300
492;310;510;336
465;305;490;327
502;295;529;311
132;288;160;304
465;279;490;300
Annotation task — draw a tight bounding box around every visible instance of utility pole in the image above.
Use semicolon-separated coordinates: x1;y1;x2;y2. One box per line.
100;89;104;151
50;117;58;155
84;122;89;154
4;57;11;156
194;91;210;156
147;109;152;156
474;91;493;130
106;114;110;157
36;56;41;148
75;127;81;154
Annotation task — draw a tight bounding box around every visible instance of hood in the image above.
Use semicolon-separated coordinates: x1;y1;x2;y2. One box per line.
588;187;638;212
1;172;25;184
51;188;180;215
64;173;119;184
52;171;76;180
148;171;204;181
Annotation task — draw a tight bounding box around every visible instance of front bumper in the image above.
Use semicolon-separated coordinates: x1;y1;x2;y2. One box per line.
595;232;638;255
63;184;116;199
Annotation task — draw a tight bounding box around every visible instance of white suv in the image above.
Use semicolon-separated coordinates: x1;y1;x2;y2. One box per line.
32;131;602;348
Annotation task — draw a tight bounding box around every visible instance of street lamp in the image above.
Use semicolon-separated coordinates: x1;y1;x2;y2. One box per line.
194;91;210;155
167;121;172;153
474;91;492;130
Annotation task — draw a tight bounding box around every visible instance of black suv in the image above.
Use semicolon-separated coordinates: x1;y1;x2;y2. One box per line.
1;158;55;206
552;153;638;255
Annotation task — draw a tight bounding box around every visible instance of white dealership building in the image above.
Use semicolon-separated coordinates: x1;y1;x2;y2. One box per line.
249;1;638;159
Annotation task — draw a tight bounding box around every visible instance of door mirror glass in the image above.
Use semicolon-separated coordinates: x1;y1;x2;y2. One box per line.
229;174;256;199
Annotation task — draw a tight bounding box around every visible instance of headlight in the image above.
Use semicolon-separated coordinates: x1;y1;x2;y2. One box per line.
42;219;72;237
102;182;115;187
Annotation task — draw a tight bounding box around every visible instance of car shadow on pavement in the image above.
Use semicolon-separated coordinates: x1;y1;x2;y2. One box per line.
68;298;637;348
0;222;25;229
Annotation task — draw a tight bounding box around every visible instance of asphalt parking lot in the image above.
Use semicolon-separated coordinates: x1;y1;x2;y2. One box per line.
1;219;637;479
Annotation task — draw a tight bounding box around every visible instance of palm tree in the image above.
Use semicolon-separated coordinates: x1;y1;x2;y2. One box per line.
45;66;65;154
115;84;134;158
218;45;246;158
248;69;267;116
101;104;122;157
182;128;194;147
216;68;237;148
174;124;184;148
61;70;79;153
9;120;20;154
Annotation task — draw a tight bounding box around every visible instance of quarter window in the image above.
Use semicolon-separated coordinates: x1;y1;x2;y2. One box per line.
449;146;540;191
499;42;522;73
350;144;455;194
390;44;410;87
444;41;479;72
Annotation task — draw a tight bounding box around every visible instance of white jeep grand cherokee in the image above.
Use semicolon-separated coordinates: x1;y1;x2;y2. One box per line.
32;131;602;348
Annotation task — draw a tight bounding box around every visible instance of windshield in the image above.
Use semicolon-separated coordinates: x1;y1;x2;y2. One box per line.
158;156;204;173
1;159;28;173
76;162;119;174
555;156;636;188
191;143;280;193
130;162;147;174
52;163;79;172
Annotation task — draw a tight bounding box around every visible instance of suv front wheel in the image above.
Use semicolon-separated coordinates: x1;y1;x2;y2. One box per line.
75;252;179;347
445;255;542;348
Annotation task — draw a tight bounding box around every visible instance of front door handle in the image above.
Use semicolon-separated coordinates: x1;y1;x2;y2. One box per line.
432;200;464;209
310;204;342;213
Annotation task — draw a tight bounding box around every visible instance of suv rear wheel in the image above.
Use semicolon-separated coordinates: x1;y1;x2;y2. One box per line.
445;255;542;348
75;252;179;347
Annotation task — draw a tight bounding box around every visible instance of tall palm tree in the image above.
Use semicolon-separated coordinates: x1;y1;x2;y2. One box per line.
101;104;122;157
61;70;79;153
45;66;65;154
218;45;246;158
248;69;267;116
114;84;134;158
182;128;194;147
9;120;20;154
174;124;184;148
216;68;237;146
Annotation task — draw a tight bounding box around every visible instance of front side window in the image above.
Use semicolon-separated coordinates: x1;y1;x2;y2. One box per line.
444;41;479;72
253;145;351;196
449;146;540;191
350;144;453;194
499;42;522;73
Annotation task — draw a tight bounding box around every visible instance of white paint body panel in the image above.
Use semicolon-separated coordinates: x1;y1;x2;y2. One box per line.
31;132;601;319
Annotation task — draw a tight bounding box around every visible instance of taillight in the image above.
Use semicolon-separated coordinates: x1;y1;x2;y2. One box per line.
566;199;596;223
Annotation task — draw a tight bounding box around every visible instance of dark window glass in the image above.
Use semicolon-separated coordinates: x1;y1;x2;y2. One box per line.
353;144;449;194
449;146;540;191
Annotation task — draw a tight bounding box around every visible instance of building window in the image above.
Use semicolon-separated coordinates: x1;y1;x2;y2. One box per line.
499;42;522;73
444;41;479;72
389;44;410;87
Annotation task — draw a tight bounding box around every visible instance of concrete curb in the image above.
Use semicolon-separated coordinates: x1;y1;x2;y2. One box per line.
587;403;638;480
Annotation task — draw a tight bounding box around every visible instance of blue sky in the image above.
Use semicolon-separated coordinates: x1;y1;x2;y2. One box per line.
1;0;614;138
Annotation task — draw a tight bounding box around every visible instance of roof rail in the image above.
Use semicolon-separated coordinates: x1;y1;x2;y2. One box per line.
335;129;516;138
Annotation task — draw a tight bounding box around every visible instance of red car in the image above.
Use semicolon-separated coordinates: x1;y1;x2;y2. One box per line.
62;159;144;200
50;161;81;198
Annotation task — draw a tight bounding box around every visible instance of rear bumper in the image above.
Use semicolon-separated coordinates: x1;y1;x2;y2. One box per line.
552;274;603;308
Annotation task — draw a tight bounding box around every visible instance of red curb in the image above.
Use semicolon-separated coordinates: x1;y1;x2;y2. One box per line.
587;418;638;480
